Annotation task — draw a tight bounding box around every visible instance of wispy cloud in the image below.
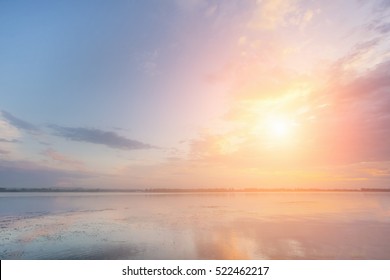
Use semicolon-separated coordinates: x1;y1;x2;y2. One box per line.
0;159;90;188
175;0;207;12
249;0;313;30
49;125;155;150
194;58;390;167
1;110;40;134
42;148;85;169
134;50;159;76
0;138;19;143
0;149;9;155
373;22;390;34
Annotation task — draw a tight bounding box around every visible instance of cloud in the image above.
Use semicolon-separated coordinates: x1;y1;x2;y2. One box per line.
0;159;90;189
175;0;207;12
184;52;390;170
249;0;294;29
0;149;9;155
1;110;40;134
249;0;315;30
376;0;390;10
373;22;390;34
338;60;390;102
0;118;21;140
49;125;155;150
318;60;390;163
0;117;21;157
330;38;381;77
42;148;85;169
134;50;159;76
0;138;19;143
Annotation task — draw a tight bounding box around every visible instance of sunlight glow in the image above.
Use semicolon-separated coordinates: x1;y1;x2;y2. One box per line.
265;116;295;139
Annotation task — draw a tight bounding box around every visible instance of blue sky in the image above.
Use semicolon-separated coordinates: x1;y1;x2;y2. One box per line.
1;0;390;189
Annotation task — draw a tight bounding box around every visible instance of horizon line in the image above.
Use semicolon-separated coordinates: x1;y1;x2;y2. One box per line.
1;187;390;193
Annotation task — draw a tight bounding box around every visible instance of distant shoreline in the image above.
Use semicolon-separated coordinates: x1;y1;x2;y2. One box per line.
1;187;390;193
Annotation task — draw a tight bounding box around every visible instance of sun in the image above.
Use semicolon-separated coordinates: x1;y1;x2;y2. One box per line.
268;118;290;136
265;116;294;139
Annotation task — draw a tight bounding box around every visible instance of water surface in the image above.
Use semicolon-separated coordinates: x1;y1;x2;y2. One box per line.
1;192;390;259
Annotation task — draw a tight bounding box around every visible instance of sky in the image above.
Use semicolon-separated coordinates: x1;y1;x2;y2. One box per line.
1;0;390;189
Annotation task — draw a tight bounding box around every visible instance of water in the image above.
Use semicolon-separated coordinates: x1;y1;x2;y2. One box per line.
1;192;390;259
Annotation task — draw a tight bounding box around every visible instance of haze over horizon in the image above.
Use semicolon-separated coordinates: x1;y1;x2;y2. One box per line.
1;0;390;189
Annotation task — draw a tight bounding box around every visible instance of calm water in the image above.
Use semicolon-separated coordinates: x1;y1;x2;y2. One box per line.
1;192;390;259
